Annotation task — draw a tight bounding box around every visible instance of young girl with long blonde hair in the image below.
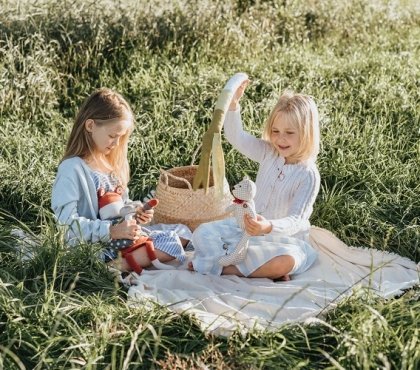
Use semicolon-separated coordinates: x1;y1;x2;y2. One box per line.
190;82;320;280
52;88;190;271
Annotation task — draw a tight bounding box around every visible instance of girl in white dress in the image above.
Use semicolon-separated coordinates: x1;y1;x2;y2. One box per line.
189;81;320;280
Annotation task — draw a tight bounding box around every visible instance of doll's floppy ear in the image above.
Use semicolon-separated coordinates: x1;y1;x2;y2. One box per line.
97;188;105;198
115;185;123;195
129;201;143;209
120;204;136;217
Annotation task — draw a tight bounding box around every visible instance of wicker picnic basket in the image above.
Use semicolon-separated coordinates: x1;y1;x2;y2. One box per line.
153;73;249;231
153;165;233;231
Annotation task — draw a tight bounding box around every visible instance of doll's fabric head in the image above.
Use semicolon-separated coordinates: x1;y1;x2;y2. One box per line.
232;177;256;202
98;187;125;220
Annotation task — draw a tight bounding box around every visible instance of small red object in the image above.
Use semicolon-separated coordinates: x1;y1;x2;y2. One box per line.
143;198;159;211
120;236;158;274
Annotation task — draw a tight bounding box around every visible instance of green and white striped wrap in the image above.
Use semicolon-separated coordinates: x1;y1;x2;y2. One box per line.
193;73;249;197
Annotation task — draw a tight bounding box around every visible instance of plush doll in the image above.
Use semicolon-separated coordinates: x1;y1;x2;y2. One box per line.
98;186;127;220
97;187;172;274
219;177;257;266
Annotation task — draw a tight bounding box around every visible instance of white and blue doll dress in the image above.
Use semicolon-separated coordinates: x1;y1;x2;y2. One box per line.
90;169;187;263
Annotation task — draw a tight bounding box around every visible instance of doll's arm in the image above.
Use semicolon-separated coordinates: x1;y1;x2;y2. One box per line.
246;202;258;220
142;198;159;211
226;204;235;213
135;199;158;224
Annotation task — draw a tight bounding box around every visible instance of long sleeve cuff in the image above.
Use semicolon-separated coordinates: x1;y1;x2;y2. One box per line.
269;217;310;236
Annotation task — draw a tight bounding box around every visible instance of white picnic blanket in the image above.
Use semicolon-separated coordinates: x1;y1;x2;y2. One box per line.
127;227;419;336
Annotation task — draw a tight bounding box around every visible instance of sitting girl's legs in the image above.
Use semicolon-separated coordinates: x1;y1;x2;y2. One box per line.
221;255;294;280
189;255;294;280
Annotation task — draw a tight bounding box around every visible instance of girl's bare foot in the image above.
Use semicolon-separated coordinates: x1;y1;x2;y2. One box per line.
274;274;291;282
187;261;195;271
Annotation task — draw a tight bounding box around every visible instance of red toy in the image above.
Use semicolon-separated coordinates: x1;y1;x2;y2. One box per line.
97;188;171;273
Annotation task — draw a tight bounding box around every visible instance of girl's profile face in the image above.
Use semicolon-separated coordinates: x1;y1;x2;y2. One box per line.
270;113;301;164
87;117;132;156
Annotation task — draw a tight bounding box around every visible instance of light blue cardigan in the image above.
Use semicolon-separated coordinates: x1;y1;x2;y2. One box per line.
51;156;129;246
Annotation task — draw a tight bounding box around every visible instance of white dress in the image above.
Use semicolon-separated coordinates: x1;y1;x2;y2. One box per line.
191;108;320;276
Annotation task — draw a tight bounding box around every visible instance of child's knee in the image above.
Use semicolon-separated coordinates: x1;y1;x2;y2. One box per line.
272;255;295;278
251;255;295;279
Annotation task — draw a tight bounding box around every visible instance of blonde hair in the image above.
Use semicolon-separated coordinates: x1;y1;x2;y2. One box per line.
63;88;134;187
262;90;320;163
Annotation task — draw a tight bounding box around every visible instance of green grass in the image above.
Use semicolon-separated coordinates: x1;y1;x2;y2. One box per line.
0;0;419;368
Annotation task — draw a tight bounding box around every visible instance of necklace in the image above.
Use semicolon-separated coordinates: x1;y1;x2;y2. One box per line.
277;168;285;181
259;167;285;214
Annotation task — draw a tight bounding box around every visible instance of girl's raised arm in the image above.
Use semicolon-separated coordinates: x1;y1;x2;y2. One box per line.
223;108;269;163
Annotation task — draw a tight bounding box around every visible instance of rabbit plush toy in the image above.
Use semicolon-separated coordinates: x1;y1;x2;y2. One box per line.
219;177;257;266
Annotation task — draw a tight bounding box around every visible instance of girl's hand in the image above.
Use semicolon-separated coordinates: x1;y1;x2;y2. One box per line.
244;214;272;236
135;207;154;224
229;80;250;111
110;219;140;240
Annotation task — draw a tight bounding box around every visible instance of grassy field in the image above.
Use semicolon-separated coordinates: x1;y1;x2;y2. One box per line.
0;0;419;368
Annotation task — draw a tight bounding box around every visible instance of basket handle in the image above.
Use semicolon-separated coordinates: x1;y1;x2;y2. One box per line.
160;169;193;190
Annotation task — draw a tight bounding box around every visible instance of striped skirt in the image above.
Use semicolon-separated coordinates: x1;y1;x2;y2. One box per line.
191;217;318;276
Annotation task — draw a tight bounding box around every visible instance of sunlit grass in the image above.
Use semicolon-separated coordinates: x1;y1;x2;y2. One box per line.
0;0;419;368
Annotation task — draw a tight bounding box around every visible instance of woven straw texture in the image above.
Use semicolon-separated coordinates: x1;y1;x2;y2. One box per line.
153;165;233;231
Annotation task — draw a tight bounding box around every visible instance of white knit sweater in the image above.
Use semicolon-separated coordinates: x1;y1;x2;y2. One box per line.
224;108;320;239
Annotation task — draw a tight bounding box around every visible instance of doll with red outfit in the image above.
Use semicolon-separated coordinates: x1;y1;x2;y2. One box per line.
98;186;186;274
